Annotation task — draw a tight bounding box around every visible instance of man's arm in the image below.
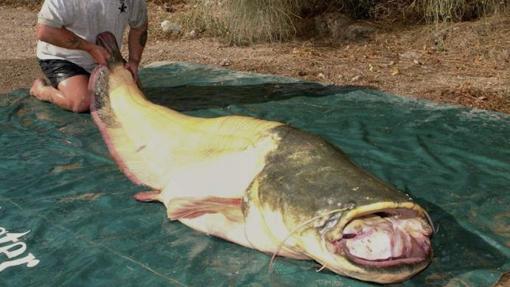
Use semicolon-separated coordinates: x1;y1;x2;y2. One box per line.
126;21;148;81
36;24;110;65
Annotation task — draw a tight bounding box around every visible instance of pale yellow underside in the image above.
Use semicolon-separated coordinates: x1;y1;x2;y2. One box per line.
105;67;287;250
106;67;282;191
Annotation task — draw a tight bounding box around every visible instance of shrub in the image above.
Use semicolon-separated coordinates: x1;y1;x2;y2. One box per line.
180;0;508;44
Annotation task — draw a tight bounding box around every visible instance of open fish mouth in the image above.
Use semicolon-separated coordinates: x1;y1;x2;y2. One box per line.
326;208;433;268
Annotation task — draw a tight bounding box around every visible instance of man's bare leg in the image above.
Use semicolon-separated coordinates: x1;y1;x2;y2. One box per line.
30;74;90;112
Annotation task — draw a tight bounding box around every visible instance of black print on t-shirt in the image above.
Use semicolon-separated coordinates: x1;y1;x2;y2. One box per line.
118;0;127;13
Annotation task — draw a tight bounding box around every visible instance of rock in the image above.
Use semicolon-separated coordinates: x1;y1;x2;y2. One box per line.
343;24;377;41
161;20;181;35
220;58;232;66
318;73;326;80
298;71;307;76
188;30;198;39
399;51;421;60
315;12;352;38
313;12;377;42
351;75;362;82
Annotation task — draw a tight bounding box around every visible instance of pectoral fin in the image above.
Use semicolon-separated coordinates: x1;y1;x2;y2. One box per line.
167;196;244;223
134;191;161;202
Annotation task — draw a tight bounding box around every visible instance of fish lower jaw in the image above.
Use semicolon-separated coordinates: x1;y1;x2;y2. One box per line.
325;240;429;269
335;234;432;269
314;248;429;284
342;246;429;268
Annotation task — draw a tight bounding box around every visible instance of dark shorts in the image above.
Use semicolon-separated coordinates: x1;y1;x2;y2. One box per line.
38;59;90;88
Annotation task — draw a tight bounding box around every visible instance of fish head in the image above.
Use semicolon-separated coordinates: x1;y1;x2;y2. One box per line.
298;201;433;283
254;126;434;283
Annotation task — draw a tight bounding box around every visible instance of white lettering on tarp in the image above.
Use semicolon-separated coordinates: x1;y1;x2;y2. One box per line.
0;229;30;244
0;253;39;272
0;241;27;258
0;212;40;272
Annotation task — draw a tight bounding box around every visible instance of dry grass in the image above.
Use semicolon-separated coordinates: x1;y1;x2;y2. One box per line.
419;0;508;22
178;0;508;44
178;0;306;44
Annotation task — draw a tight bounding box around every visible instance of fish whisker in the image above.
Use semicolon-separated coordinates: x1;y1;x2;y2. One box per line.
424;211;436;235
268;208;349;273
316;264;327;272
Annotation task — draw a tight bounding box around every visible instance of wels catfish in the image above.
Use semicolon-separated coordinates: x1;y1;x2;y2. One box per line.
90;31;433;284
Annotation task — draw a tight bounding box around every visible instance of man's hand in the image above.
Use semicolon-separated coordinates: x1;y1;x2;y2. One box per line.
127;21;147;87
125;60;140;82
84;44;110;66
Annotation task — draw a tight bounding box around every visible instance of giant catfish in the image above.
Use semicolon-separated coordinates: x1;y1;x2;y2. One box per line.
89;31;433;284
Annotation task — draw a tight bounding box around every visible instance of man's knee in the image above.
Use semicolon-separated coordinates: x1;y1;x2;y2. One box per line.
71;98;90;113
68;89;91;112
58;75;91;112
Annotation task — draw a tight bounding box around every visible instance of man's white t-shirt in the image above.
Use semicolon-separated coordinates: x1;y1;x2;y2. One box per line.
36;0;147;72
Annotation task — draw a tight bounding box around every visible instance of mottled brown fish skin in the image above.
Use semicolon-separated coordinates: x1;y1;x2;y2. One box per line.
252;125;413;222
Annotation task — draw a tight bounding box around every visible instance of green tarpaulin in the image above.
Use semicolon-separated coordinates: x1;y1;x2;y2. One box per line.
0;62;509;286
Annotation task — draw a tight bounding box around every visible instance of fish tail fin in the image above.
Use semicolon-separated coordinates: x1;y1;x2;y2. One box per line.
96;31;126;67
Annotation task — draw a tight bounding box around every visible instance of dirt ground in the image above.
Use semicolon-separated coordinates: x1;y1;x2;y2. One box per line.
1;4;509;113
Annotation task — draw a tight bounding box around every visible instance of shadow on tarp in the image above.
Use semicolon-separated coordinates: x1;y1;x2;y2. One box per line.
0;62;509;287
144;83;367;113
141;61;376;114
405;199;508;287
